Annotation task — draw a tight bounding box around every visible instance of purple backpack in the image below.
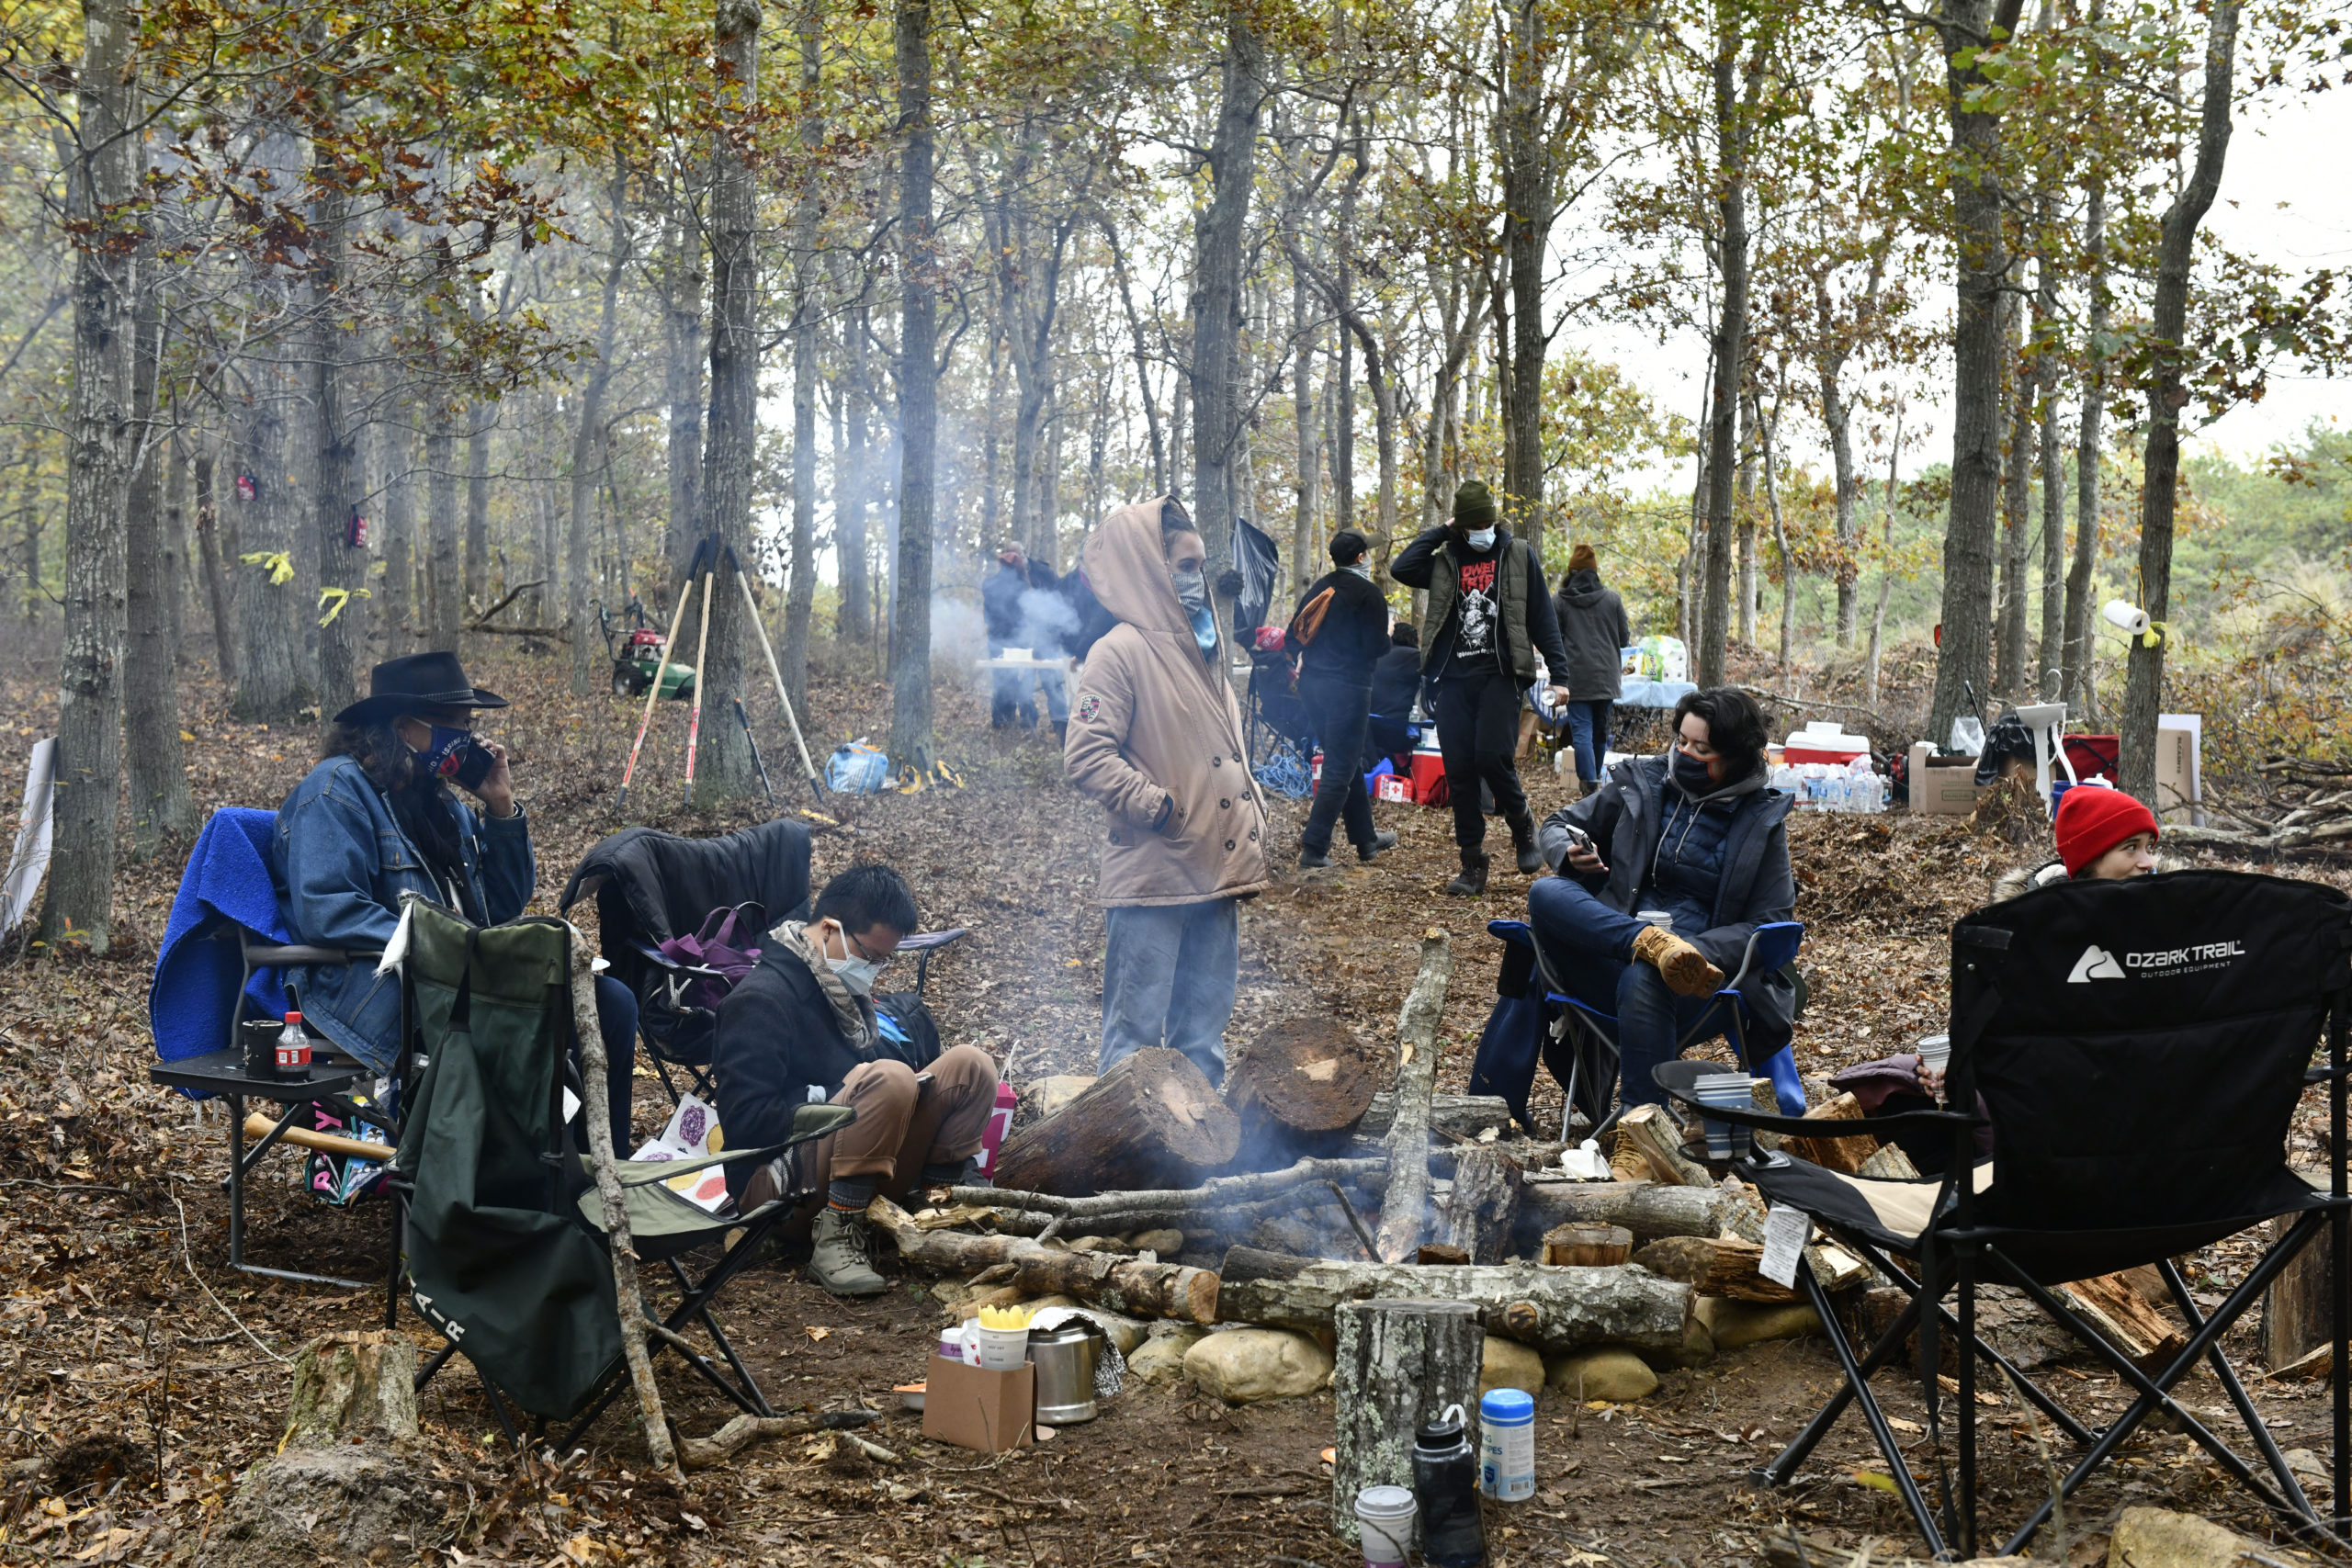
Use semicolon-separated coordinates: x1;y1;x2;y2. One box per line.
659;904;764;1010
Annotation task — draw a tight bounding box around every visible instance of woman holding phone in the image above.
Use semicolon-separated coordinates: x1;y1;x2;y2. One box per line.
271;651;638;1151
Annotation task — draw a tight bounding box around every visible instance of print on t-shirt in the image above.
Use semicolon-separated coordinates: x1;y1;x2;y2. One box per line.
1452;557;1498;671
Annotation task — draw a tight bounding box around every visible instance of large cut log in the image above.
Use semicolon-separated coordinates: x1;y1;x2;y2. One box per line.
954;1156;1385;1224
1431;1145;1522;1265
1357;1092;1513;1142
992;1047;1239;1197
1374;930;1453;1262
1331;1299;1483;1546
1216;1247;1691;1352
1223;1018;1385;1169
871;1196;1218;1322
1634;1235;1794;1303
1783;1092;1878;1173
1513;1179;1734;1248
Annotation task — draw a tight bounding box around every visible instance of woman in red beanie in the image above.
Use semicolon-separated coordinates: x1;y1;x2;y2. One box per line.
1990;784;2161;900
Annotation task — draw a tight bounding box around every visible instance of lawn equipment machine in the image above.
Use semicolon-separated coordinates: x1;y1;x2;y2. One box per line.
596;598;695;700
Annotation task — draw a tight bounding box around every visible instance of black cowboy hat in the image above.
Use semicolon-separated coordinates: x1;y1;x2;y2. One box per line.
333;651;509;726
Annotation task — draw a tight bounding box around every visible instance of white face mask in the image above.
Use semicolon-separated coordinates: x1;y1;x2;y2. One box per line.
1343;559;1372;581
1171;567;1208;611
823;925;885;996
1464;528;1497;551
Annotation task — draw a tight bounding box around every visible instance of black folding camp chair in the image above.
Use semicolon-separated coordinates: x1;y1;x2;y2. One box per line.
388;897;854;1450
1660;868;2352;1558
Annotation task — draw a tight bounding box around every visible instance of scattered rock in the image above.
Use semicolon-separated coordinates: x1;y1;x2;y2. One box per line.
1126;1325;1206;1384
1479;1337;1546;1397
1129;1227;1185;1256
1640;1315;1718;1371
2107;1506;2262;1568
1544;1347;1658;1403
205;1444;450;1568
1696;1297;1822;1350
1027;1074;1097;1121
1184;1327;1333;1404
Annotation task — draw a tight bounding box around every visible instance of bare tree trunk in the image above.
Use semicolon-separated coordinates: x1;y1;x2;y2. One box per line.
230;356;318;718
2062;12;2108;722
888;0;937;764
425;406;461;652
1696;8;1752;689
41;0;139;951
2121;0;2238;804
2035;239;2064;702
1759;388;1796;674
312;170;367;715
689;0;763;804
1499;0;1549;562
835;283;872;649
1925;0;2023;747
780;5;822;714
125;291;194;857
463;284;492;621
379;417;415;655
1291;265;1317;594
192;447;237;678
1188;6;1267;570
164;430;188;665
1864;410;1902;710
662;181;705;589
1996;293;2032;698
1736;395;1758;648
570;162;629;694
1102;216;1167;497
1816;277;1860;648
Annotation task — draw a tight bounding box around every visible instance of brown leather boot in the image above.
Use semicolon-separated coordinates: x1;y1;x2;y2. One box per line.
1632;924;1724;997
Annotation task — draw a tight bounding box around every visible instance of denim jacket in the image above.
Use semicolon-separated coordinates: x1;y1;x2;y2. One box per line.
270;754;535;1072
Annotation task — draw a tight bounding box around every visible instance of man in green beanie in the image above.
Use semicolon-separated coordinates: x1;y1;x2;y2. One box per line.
1392;480;1571;896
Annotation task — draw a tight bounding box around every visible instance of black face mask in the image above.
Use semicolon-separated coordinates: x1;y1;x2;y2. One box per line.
1670;749;1719;796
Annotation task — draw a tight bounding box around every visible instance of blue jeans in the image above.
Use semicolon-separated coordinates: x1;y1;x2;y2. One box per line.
1565;700;1612;784
1527;876;1719;1110
1100;898;1238;1087
1300;672;1377;855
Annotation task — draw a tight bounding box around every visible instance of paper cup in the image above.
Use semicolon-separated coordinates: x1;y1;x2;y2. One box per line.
1353;1484;1417;1566
1636;909;1675;931
975;1325;1031;1371
1692;1072;1754;1160
1917;1034;1951;1075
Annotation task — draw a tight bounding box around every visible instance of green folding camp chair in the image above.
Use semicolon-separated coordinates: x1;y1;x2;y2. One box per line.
388;897;852;1449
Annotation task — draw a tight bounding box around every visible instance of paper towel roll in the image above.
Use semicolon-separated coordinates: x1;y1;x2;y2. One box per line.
2101;600;2150;637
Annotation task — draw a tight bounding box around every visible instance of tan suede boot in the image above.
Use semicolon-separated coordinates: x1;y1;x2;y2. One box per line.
1632;924;1724;997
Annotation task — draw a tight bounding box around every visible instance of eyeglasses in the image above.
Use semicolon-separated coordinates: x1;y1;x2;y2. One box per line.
842;927;896;967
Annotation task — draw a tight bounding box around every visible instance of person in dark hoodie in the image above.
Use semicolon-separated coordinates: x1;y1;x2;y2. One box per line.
1391;480;1572;896
1367;620;1422;761
1290;529;1400;868
980;543;1035;729
1554;542;1631;795
712;863;1000;1296
1532;686;1795;1111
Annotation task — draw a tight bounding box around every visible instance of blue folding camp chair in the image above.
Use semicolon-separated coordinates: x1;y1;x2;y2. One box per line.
1482;918;1805;1140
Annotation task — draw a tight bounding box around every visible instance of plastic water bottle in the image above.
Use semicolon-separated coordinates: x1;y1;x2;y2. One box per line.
275;1010;313;1074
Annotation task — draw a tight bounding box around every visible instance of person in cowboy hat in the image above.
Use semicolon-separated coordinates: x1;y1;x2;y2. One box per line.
270;652;639;1152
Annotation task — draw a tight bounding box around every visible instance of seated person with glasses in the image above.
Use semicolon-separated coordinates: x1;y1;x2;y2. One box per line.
712;863;1000;1298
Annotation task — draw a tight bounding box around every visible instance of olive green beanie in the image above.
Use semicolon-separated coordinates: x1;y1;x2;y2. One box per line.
1453;480;1498;532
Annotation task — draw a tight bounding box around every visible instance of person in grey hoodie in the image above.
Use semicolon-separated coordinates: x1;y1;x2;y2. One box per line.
1531;686;1795;1111
1554;542;1631;795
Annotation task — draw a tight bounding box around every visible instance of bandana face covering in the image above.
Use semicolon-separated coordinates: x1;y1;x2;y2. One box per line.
419;724;493;791
1670;748;1720;796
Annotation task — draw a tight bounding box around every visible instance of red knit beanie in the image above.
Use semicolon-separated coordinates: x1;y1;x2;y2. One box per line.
2055;785;2159;877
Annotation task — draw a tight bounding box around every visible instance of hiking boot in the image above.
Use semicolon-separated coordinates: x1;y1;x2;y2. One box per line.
808;1206;888;1296
1579;778;1600;798
1299;844;1336;869
1632;923;1724;997
1357;829;1398;863
1507;811;1544;874
1444;852;1489;897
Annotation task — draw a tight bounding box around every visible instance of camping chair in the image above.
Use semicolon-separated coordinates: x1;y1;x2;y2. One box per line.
1659;868;2352;1559
146;807;394;1288
390;897;854;1449
1476;918;1804;1141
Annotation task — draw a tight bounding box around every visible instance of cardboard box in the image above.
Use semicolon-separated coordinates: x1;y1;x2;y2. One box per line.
1907;741;1989;816
922;1353;1035;1452
2155;714;2202;824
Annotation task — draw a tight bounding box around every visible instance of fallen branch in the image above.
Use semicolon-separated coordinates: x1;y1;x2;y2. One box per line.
872;1195;1219;1321
951;1156;1385;1222
677;1409;879;1471
2158;819;2352;857
470;579;548;626
1374;929;1453;1262
1736;686;1892;731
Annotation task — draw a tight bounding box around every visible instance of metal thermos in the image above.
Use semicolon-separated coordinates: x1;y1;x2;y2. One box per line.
1412;1403;1487;1567
1027;1319;1102;1425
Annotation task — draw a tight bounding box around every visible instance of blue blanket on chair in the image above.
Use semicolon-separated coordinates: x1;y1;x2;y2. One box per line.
150;807;290;1067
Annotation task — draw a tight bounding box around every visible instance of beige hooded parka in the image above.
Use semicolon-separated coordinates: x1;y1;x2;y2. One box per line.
1062;500;1272;907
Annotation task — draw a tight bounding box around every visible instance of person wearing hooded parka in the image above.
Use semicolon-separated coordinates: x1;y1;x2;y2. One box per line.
1063;499;1272;1087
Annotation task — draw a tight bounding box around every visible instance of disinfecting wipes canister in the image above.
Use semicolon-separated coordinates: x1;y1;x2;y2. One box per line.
1479;1389;1536;1502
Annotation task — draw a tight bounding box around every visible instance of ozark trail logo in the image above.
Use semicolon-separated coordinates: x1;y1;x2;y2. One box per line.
2067;945;2125;982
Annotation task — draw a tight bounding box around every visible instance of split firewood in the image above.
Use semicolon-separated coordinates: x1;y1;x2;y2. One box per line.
1221;1018;1385;1168
991;1046;1240;1196
1417;1243;1470;1265
1634;1235;1794;1303
1513;1179;1732;1247
1430;1144;1522;1264
1857;1143;1921;1180
1542;1223;1632;1267
1614;1104;1713;1187
1782;1092;1879;1173
677;1410;881;1471
1374;930;1453;1262
1216;1246;1692;1353
2058;1270;2188;1371
870;1196;1219;1323
1357;1092;1514;1142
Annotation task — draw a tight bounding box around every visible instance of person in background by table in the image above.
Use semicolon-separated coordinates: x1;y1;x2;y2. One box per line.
1289;529;1400;868
1065;498;1272;1087
1367;620;1422;761
1391;480;1572;897
1555;542;1632;797
1024;556;1076;744
981;542;1035;730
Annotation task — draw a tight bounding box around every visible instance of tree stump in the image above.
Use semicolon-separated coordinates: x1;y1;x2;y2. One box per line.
1431;1145;1522;1264
285;1331;419;1448
2265;1209;2335;1370
1222;1018;1385;1170
993;1047;1240;1196
1330;1299;1484;1545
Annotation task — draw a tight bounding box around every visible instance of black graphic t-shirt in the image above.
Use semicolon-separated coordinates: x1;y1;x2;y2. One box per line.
1445;548;1502;678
